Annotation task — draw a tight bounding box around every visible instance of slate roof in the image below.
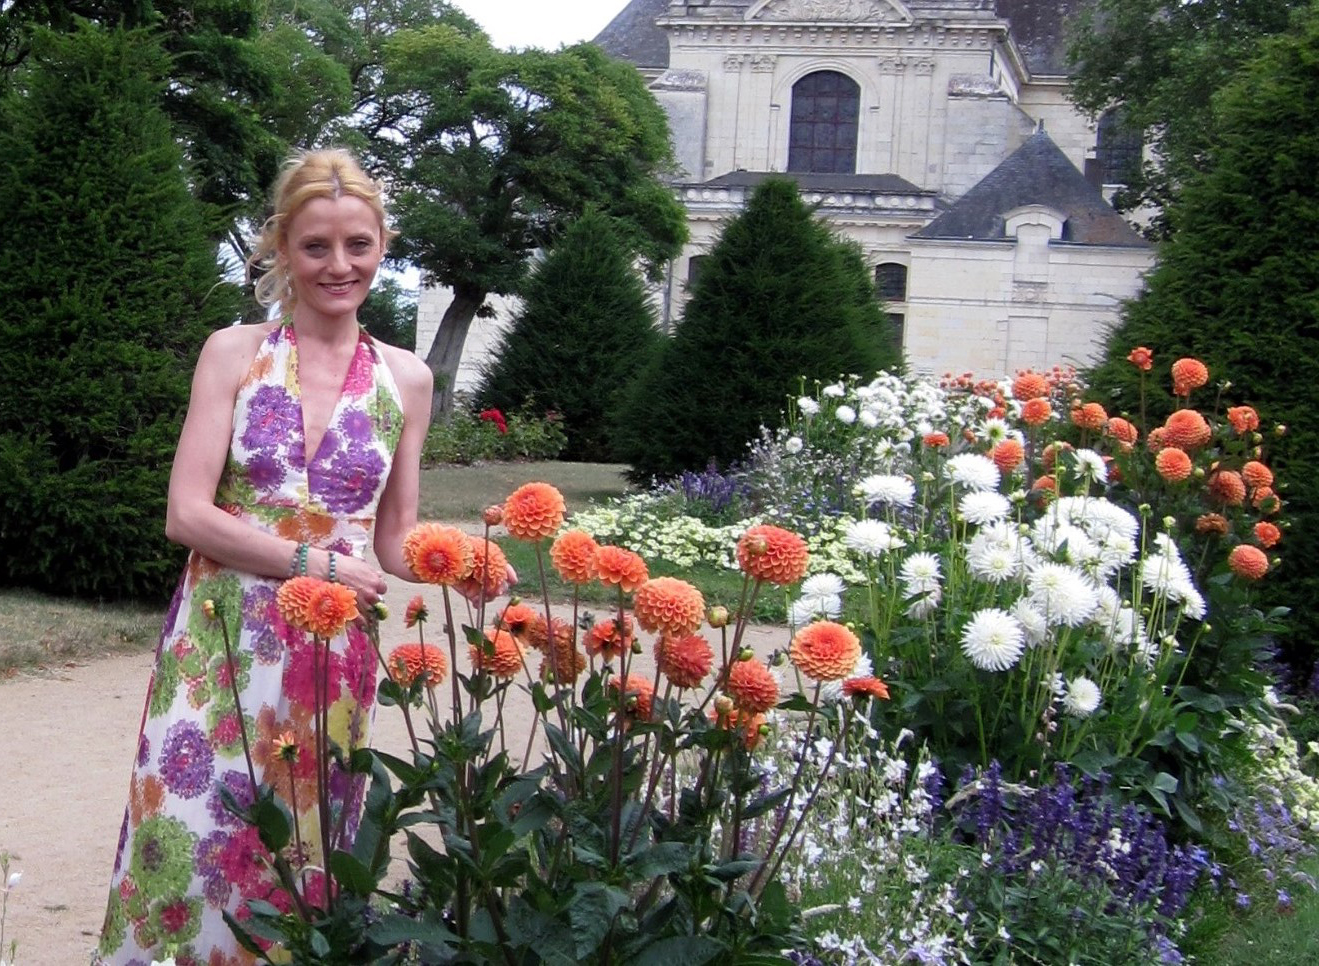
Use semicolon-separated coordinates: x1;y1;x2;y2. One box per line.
701;170;935;196
912;129;1148;247
593;0;671;69
593;0;1092;77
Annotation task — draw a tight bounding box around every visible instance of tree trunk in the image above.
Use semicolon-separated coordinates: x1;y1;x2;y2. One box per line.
422;283;486;419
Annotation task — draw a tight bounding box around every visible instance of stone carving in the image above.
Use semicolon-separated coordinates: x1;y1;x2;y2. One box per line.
750;54;778;72
653;69;709;91
723;53;746;71
752;0;907;23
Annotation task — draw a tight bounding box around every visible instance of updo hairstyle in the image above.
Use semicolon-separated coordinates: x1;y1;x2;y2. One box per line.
248;148;398;319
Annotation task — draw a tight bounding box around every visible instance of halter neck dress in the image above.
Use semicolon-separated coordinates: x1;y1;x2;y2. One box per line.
96;321;403;965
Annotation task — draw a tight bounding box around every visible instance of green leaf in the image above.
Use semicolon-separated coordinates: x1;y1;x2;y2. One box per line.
742;786;791;820
368;912;460;945
329;850;376;897
250;790;291;853
569;881;630;958
625;841;695;878
1151;771;1179;793
309;929;331;956
629;935;727;965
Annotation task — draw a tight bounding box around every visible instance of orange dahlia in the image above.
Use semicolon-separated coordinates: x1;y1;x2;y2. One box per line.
404;594;427;628
992;439;1025;472
842;676;891;701
1162;410;1211;450
469;628;526;679
495;602;537;638
656;633;714;689
1012;371;1050;401
1127;346;1154;371
585;615;634;661
502;482;566;541
1041;441;1073;471
403;523;474;585
1171;358;1209;396
633;577;705;638
525;613;574;652
789;620;862;682
1071;402;1108;432
276;577;359;637
535;641;588;686
1253;486;1281;514
1254;521;1282;548
1195;513;1229;536
458;538;512;600
1228;544;1269;581
1146;427;1167;453
1155;447;1194;483
724;658;779;714
1227;406;1260;434
709;706;767;750
1031;474;1057;494
1021;398;1052;426
594;545;649;593
1208;470;1246;506
1105;417;1139;450
549;530;599;584
922;431;950;448
736;525;809;586
1241;460;1274;490
610;673;655;721
386;642;448;688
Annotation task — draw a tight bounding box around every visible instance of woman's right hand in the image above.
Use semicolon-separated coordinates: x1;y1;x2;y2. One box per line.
328;550;388;607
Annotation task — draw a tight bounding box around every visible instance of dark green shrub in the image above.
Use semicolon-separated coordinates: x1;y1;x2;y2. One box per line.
1084;4;1319;680
0;25;239;599
612;178;902;481
476;208;663;462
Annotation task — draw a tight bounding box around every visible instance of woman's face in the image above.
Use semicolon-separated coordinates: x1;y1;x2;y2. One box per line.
281;194;384;323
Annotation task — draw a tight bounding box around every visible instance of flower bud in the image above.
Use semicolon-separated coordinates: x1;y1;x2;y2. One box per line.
1193;467;1205;479
371;601;389;620
1162;515;1176;530
707;605;730;628
1276;424;1288;436
482;504;504;527
744;535;769;556
714;694;735;716
201;599;217;621
758;723;772;737
1252;432;1264;444
770;651;786;667
738;647;755;661
631;641;643;655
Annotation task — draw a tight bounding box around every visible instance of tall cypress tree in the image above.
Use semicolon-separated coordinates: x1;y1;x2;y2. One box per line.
612;178;902;481
1085;2;1319;679
0;24;240;599
477;209;663;462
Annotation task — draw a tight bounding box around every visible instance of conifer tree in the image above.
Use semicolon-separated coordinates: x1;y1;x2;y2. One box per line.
1085;2;1319;677
613;178;901;481
477;209;662;462
0;24;240;598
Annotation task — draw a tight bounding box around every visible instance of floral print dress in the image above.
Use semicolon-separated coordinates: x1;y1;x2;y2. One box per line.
97;322;403;965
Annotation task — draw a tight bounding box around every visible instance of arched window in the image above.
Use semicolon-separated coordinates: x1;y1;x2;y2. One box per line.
874;262;908;302
1086;109;1143;187
788;71;860;174
686;254;710;291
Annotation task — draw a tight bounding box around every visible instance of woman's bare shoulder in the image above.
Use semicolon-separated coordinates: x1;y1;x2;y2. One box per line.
375;340;434;394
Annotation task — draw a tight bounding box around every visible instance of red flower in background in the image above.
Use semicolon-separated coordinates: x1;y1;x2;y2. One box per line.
479;408;508;434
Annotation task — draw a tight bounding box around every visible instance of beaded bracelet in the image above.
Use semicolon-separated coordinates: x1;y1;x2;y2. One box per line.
328;550;338;584
288;541;308;578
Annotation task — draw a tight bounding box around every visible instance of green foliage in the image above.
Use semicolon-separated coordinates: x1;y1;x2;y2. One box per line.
613;179;901;482
422;407;566;465
0;24;239;599
477;210;663;463
1085;4;1319;678
357;276;417;350
372;26;686;412
1066;0;1308;231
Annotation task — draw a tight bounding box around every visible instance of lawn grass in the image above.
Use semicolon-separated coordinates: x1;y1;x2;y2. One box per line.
0;589;162;675
419;460;631;521
1189;857;1319;965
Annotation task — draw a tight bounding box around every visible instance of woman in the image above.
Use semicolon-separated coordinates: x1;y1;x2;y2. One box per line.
96;149;432;963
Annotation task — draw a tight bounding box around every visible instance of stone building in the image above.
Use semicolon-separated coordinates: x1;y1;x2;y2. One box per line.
417;0;1152;390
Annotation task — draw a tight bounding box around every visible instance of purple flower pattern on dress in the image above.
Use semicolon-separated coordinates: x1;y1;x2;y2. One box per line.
241;385;300;453
158;721;214;800
321;442;386;515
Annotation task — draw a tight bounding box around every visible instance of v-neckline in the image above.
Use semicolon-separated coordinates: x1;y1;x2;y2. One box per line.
286;322;364;468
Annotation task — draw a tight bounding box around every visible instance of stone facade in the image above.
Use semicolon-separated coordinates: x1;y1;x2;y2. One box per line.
417;0;1153;389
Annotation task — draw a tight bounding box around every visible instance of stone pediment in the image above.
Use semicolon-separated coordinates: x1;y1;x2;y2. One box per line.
746;0;914;23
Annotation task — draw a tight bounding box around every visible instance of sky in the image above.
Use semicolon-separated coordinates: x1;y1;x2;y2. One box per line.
450;0;627;50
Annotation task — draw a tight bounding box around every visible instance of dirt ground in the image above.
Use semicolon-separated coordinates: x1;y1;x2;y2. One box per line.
0;585;786;965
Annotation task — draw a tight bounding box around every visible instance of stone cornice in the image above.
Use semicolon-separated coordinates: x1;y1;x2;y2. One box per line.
659;18;1005;55
677;181;939;224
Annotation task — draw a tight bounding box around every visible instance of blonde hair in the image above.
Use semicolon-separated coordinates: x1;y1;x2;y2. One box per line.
248;148;398;318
